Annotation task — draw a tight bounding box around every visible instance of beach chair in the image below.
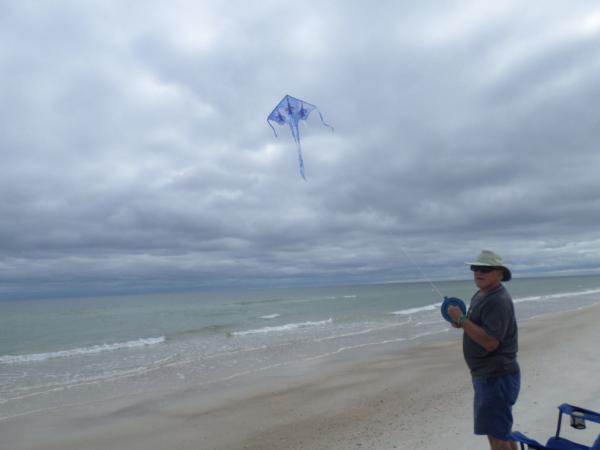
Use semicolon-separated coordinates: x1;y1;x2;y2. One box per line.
511;404;600;450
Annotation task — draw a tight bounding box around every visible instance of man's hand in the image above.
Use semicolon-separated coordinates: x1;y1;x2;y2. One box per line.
447;305;463;324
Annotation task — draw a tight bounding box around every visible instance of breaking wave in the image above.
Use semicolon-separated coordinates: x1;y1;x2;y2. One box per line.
0;336;166;365
232;319;333;336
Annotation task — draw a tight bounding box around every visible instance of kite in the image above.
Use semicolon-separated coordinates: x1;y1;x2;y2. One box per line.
267;95;333;179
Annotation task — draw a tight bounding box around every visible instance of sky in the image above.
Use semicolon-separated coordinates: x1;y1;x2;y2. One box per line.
2;1;600;298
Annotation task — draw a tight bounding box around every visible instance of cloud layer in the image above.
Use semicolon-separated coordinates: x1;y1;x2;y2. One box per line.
2;1;600;297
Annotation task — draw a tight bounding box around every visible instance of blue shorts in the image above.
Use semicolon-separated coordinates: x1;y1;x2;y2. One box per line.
472;371;520;440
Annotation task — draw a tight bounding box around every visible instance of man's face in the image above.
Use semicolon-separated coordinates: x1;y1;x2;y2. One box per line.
472;266;504;292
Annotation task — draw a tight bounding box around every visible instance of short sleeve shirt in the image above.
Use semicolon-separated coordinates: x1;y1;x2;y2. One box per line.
463;285;519;378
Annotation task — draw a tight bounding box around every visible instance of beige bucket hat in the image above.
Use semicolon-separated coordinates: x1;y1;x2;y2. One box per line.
466;250;512;282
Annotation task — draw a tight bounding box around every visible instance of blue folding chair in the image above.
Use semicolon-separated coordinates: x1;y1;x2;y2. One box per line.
511;404;600;450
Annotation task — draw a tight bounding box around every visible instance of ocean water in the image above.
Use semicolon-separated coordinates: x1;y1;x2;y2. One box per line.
1;275;600;422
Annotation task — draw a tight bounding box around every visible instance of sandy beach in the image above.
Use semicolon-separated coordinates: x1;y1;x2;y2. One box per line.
3;302;599;450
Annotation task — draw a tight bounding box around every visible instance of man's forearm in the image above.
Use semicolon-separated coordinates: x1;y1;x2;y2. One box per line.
462;319;499;352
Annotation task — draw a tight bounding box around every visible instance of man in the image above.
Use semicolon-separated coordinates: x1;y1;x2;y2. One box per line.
448;250;520;450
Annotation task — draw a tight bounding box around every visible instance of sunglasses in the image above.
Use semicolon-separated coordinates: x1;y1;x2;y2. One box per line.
470;265;499;274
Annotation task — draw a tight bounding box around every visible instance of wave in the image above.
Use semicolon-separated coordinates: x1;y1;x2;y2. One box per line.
387;287;600;317
0;336;165;365
231;319;333;337
514;288;600;304
259;314;280;319
391;302;441;315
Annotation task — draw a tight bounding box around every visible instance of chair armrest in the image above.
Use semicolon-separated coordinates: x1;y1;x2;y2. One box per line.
511;431;548;449
559;404;600;425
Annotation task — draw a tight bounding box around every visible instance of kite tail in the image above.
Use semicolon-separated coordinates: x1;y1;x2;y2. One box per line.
289;123;306;179
267;119;279;137
297;143;306;180
317;110;334;132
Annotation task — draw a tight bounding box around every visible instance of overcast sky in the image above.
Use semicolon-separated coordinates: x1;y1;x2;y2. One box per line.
2;1;600;298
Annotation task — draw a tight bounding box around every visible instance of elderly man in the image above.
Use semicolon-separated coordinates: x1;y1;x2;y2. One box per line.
448;250;520;450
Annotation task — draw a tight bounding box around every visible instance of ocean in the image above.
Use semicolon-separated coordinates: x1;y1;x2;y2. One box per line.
2;275;600;422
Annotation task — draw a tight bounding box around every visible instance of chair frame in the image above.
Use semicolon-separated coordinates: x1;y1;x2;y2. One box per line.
512;403;600;450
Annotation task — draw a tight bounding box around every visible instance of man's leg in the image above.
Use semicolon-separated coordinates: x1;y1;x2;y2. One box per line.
488;435;518;450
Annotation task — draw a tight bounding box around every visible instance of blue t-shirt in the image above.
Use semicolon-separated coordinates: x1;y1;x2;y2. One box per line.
463;285;519;378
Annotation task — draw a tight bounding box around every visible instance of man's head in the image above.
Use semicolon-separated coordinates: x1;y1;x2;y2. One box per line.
467;250;512;292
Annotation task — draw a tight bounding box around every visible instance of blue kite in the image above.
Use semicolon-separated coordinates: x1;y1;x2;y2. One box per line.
267;95;333;179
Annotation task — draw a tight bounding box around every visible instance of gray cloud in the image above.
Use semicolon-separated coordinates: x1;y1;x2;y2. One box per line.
2;0;600;298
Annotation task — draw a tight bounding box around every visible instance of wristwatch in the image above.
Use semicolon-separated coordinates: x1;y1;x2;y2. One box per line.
457;315;467;326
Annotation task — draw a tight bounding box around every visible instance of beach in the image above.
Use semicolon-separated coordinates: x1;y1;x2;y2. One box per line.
2;301;599;450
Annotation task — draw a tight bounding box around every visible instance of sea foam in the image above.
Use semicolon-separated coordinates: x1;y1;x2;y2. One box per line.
232;319;333;336
391;302;440;315
514;288;600;304
259;313;280;319
0;336;165;365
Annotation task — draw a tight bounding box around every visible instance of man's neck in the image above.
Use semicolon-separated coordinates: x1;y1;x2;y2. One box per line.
479;283;502;295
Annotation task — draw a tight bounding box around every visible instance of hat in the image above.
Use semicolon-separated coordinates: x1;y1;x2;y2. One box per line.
467;250;512;282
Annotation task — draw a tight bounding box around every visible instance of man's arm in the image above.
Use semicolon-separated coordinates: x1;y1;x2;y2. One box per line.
448;305;500;352
461;319;499;352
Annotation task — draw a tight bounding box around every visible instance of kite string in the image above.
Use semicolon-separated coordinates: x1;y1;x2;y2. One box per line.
397;245;444;300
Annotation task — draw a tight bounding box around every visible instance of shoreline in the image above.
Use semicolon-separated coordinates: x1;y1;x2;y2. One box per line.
2;302;599;450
